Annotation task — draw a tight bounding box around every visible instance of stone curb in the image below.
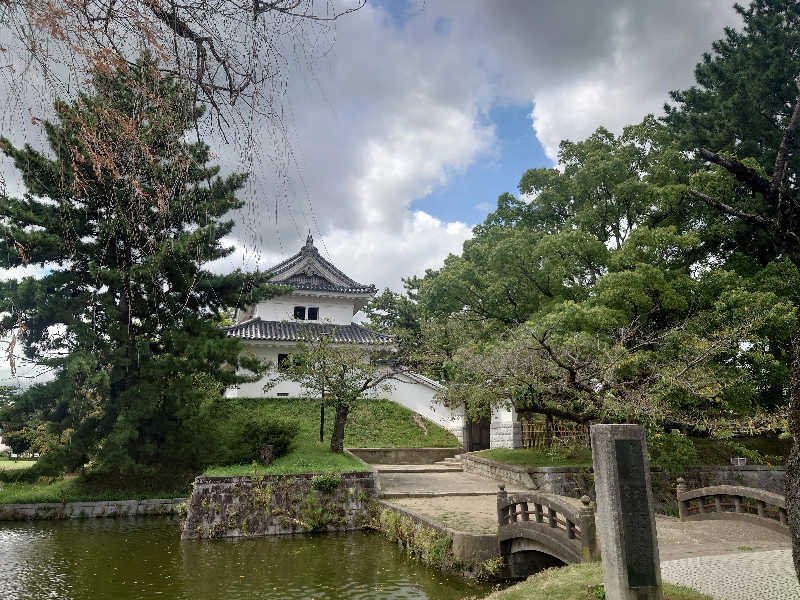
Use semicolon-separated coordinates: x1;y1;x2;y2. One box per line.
0;497;186;521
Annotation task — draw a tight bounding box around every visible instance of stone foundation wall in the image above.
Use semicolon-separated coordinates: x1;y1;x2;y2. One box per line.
489;422;522;449
181;472;377;539
0;497;185;521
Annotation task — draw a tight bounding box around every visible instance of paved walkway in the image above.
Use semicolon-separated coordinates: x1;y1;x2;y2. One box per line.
378;466;798;599
661;549;800;599
379;469;525;498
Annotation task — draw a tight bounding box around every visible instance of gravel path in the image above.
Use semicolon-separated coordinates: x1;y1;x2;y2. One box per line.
661;549;800;600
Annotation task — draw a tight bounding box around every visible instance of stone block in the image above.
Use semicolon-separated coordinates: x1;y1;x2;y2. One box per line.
591;424;662;600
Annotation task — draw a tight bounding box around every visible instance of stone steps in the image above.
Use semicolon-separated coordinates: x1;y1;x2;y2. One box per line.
374;464;462;473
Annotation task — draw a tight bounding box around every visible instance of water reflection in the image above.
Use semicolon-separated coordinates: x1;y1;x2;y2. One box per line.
0;518;492;599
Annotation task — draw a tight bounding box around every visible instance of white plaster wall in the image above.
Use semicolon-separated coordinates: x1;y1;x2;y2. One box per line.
254;294;355;324
226;344;311;398
369;373;464;434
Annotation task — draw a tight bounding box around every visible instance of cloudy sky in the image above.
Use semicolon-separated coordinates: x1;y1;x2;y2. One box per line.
0;0;741;383
210;0;741;292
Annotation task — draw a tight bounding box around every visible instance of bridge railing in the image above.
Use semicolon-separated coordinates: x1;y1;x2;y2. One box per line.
497;485;599;562
675;478;788;534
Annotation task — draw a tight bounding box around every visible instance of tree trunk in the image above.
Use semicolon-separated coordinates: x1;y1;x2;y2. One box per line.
545;413;554;449
330;402;349;454
319;399;325;443
788;305;800;579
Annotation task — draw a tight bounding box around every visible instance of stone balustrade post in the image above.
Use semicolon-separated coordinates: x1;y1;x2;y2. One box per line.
497;485;507;526
578;495;599;561
676;478;689;520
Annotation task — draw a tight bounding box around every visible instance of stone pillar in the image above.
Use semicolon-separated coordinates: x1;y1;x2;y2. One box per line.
590;424;663;600
676;477;689;520
490;406;523;449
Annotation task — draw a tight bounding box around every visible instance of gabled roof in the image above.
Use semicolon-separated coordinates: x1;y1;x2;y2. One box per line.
269;234;376;295
225;318;393;345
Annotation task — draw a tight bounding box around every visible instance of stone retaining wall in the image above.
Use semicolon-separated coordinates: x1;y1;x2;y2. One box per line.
375;500;499;564
0;497;185;521
347;447;462;465
181;471;377;539
463;453;786;505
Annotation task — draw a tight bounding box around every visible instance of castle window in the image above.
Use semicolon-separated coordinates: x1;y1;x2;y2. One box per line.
293;306;306;320
278;353;290;371
307;307;319;320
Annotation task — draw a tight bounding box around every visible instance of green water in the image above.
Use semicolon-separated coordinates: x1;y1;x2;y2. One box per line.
0;518;494;599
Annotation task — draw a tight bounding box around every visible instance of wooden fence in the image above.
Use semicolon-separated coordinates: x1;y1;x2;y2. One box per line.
521;421;590;449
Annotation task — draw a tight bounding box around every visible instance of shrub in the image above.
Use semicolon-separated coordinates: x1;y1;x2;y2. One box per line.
2;429;28;454
226;418;300;465
311;473;342;493
649;429;697;475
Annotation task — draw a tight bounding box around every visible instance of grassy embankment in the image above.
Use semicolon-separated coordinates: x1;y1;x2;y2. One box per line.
204;397;459;476
0;459;36;471
478;563;710;600
0;398;459;503
474;435;791;469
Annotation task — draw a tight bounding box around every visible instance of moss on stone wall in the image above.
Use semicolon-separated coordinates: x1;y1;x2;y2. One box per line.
181;472;376;539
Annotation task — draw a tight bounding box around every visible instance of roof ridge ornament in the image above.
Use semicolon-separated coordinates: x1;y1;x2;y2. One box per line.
302;230;316;254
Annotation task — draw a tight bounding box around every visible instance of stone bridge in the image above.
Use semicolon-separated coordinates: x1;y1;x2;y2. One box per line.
676;478;789;534
497;480;791;579
496;485;600;577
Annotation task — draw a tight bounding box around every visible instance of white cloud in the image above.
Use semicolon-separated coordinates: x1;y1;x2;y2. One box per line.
0;0;743;296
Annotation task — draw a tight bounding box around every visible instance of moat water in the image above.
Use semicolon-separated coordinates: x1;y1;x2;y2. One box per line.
0;517;495;599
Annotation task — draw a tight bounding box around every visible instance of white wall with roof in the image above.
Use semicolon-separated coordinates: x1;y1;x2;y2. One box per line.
253;294;356;325
224;345;464;444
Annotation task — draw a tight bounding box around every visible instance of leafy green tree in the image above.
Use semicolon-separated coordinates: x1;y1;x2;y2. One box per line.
664;0;800;577
0;55;281;475
271;331;396;453
363;277;423;367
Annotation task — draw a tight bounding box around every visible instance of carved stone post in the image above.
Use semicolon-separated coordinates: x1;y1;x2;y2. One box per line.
497;484;507;526
676;478;688;520
591;424;663;600
578;495;600;561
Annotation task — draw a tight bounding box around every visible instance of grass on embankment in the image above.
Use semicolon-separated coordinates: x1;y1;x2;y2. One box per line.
478;563;710;600
204;397;460;477
1;397;460;499
474;447;593;468
0;459;36;471
0;474;190;504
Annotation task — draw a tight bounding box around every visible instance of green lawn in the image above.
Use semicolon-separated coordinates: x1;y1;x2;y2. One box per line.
480;563;709;600
0;459;36;471
1;397;460;500
204;397;459;476
237;397;460;448
0;475;189;504
474;447;593;468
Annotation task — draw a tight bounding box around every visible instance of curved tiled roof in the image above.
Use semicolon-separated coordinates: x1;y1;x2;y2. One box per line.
268;234;376;295
280;273;376;294
224;318;394;345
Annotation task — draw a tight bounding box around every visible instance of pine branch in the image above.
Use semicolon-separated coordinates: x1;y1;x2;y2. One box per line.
697;148;772;199
772;78;800;196
688;188;777;227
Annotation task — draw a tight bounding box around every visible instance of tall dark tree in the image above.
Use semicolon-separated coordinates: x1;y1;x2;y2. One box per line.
0;55;282;475
664;0;800;578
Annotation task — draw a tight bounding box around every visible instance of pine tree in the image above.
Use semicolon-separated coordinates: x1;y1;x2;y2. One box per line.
0;54;282;475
